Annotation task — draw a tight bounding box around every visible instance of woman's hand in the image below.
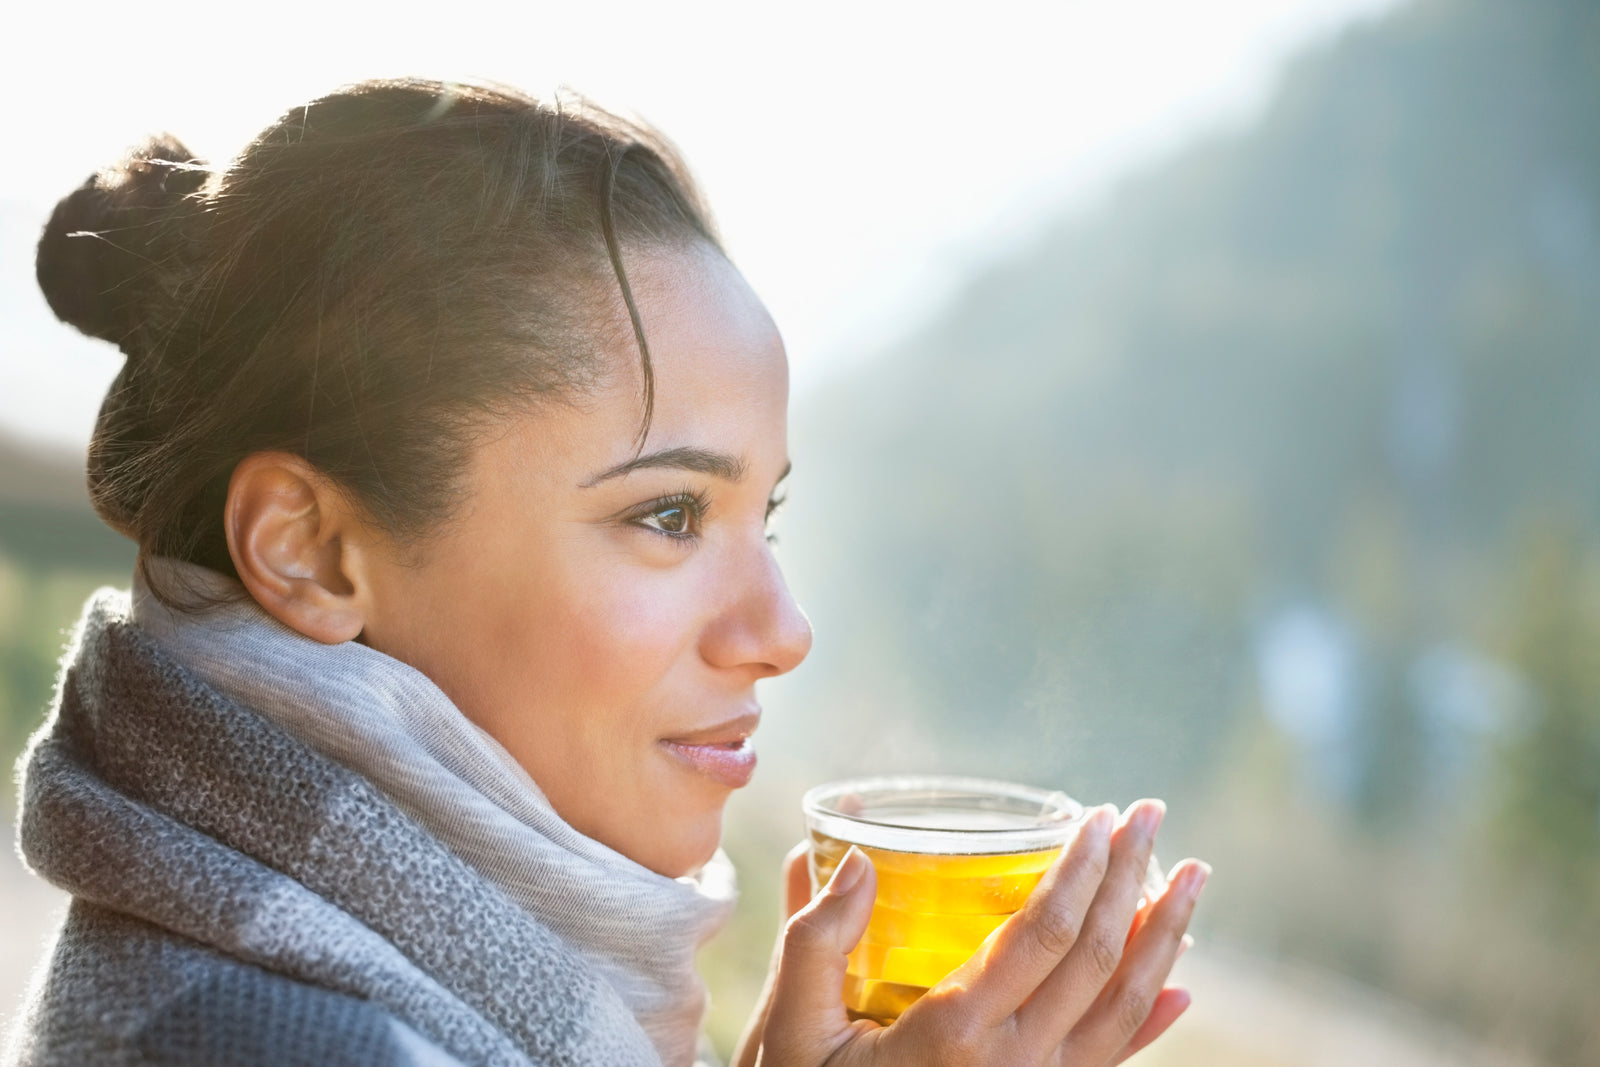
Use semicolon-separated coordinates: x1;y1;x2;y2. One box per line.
733;801;1208;1067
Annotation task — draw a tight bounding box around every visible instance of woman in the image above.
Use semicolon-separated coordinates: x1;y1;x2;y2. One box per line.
13;79;1207;1066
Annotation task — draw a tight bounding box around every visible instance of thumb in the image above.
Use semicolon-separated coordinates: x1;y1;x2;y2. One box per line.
761;846;878;1058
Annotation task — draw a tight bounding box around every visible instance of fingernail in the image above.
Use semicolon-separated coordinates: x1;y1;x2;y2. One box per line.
1085;805;1115;837
827;846;869;896
1181;861;1212;897
1179;933;1195;958
1133;799;1166;836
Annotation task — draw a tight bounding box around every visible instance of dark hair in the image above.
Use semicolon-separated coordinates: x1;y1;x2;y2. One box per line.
36;78;720;600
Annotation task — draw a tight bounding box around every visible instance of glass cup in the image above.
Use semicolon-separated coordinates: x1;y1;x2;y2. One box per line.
802;775;1165;1025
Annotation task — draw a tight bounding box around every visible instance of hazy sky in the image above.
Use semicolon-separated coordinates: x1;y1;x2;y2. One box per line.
1;0;1402;450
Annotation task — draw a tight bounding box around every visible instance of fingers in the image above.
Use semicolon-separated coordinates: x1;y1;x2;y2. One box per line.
783;839;812;920
949;805;1115;1023
760;846;880;1062
732;840;828;1067
1062;858;1210;1064
1112;986;1191;1065
1015;798;1165;1046
1123;859;1163;945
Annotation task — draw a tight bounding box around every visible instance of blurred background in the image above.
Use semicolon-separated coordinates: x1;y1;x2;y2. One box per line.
3;0;1596;1063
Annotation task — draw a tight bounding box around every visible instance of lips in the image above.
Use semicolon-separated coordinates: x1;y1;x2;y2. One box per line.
661;711;760;789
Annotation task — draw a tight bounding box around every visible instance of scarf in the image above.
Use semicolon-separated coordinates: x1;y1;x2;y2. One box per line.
9;564;735;1066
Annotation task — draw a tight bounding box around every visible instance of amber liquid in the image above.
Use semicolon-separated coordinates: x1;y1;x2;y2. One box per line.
809;828;1061;1024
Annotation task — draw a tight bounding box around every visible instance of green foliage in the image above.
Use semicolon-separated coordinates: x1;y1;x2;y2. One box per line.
1489;521;1600;904
0;440;135;805
0;555;133;803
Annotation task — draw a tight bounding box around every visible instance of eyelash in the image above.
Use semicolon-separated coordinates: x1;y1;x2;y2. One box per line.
633;488;711;541
631;488;789;543
765;492;787;544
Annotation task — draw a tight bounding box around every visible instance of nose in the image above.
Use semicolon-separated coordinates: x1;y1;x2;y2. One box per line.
699;543;813;678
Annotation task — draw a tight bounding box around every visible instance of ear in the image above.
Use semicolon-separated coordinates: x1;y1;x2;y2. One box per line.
224;452;374;644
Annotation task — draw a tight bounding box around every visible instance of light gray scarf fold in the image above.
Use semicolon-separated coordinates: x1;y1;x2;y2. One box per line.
128;559;736;1065
0;557;731;1066
17;585;656;1065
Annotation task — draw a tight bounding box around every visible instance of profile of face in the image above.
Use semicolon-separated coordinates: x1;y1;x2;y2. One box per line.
39;80;806;880
335;242;810;878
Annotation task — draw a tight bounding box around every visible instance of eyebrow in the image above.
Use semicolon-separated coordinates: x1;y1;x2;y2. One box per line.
581;446;749;487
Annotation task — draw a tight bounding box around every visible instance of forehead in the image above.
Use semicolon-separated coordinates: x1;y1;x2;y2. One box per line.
485;243;788;482
582;239;787;460
463;245;788;503
614;244;789;444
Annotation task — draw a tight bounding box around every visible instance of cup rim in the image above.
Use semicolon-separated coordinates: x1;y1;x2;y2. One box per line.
801;774;1086;854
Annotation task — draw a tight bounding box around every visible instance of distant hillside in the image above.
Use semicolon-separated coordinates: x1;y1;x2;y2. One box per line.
778;0;1599;1060
785;0;1600;789
0;435;132;790
0;435;131;571
0;434;87;507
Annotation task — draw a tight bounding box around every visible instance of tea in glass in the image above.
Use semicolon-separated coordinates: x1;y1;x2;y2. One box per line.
803;776;1092;1025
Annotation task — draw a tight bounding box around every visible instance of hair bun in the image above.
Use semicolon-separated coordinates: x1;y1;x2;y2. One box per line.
36;135;207;355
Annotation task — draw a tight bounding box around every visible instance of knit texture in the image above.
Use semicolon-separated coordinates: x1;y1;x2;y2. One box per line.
6;582;730;1066
130;559;736;1064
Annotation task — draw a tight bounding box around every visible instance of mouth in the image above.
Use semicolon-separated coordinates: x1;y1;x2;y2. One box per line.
660;710;760;789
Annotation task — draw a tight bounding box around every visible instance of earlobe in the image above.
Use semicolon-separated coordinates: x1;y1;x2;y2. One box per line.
225;453;370;645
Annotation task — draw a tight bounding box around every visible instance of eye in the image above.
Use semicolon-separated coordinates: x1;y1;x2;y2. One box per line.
634;491;708;540
644;504;693;535
764;491;788;543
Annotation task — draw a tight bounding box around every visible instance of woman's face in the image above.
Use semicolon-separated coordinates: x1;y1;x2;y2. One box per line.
359;244;811;877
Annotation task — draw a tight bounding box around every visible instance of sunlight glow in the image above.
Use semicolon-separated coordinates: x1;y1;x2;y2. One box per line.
0;0;1403;448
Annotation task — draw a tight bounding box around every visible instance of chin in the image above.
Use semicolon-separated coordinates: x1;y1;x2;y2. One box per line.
644;808;725;880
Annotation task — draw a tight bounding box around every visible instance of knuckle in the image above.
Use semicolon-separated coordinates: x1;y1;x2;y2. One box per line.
1087;927;1123;979
1030;902;1083;958
1085;847;1110;881
1115;984;1155;1035
782;908;832;953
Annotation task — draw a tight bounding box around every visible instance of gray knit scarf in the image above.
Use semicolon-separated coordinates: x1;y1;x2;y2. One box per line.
8;566;735;1066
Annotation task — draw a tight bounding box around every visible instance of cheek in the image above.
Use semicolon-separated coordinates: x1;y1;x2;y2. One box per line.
459;541;710;729
560;560;710;707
